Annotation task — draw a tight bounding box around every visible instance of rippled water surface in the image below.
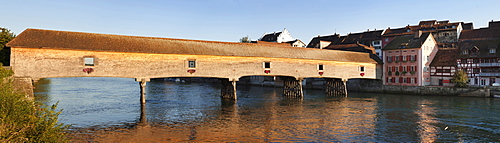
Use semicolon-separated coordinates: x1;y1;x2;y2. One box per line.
34;77;500;142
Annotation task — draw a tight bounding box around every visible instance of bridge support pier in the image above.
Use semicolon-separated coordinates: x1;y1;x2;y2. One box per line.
325;78;348;97
221;79;237;100
136;78;150;104
282;77;303;98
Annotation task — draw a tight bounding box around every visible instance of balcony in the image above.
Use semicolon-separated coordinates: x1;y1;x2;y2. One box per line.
479;63;500;67
478;72;500;76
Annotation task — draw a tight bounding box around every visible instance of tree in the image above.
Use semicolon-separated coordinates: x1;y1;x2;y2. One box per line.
239;36;251;43
451;70;468;88
0;63;69;142
0;28;16;66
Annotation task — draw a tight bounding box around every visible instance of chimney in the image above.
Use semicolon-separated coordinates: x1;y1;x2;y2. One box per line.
414;30;422;39
489;20;500;28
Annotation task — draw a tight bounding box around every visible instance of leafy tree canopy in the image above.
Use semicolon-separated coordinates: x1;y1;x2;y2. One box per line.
239;36;251;43
451;70;468;88
0;28;16;49
0;28;15;66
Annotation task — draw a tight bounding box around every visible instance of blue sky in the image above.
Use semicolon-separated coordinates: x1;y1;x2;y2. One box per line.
3;0;500;43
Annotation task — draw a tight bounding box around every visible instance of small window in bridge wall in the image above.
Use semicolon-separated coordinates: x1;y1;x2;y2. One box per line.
318;64;324;70
188;60;196;68
360;66;365;72
84;57;95;66
263;62;271;69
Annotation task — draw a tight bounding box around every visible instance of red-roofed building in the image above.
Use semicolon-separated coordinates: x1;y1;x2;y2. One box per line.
430;49;458;86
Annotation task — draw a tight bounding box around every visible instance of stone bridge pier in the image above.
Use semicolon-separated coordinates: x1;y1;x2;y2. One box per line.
220;79;237;100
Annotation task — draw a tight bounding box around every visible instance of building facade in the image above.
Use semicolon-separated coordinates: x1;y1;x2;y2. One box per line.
383;33;438;86
457;21;500;86
429;49;458;86
307;29;384;58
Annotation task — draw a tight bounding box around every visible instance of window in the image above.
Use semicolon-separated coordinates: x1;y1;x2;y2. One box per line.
462;50;469;55
410;55;416;61
411;78;415;84
84;57;95;66
188;60;196;68
411;50;416;52
403;55;407;61
264;62;271;68
372;40;381;45
360;66;365;72
385;38;389;42
318;64;324;70
403;78;407;83
490;49;496;53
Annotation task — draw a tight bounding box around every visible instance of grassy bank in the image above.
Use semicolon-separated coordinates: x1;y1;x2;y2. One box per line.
0;64;69;142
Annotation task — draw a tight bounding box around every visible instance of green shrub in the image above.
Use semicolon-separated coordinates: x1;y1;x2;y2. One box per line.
0;63;69;142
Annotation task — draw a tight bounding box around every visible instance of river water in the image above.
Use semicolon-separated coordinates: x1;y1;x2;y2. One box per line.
34;77;500;142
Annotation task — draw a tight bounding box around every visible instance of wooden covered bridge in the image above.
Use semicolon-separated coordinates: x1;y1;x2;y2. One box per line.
7;29;379;103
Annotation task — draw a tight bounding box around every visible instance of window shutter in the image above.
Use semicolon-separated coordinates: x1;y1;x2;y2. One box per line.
399;77;403;83
399;66;403;72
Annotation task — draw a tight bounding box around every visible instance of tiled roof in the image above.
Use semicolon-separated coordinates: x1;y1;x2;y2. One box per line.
7;29;377;63
382;20;462;37
324;43;376;55
459;27;500;40
457;39;500;58
259;32;281;41
383;33;431;50
306;34;343;48
462;22;474;30
307;30;382;48
430;49;458;66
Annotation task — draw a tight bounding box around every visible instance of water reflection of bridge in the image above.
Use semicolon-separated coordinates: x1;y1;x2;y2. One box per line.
7;29;378;103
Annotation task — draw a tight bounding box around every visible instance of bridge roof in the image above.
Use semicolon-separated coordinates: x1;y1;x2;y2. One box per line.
7;29;376;63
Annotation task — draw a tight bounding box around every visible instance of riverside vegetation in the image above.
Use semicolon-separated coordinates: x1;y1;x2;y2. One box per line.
0;63;69;142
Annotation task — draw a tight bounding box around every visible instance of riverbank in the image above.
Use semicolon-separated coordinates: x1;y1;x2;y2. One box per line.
347;79;492;97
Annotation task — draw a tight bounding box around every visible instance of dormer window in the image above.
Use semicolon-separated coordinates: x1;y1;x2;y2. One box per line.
490;48;496;54
406;29;411;32
462;50;469;55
